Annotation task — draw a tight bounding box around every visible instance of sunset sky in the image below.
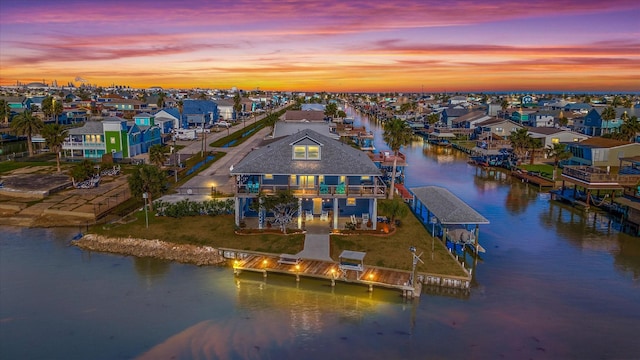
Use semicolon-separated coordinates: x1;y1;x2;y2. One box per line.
1;0;639;92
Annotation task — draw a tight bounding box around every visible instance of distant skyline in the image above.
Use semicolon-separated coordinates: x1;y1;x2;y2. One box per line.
1;0;639;92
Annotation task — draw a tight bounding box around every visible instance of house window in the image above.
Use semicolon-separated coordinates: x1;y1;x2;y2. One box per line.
110;137;116;144
264;174;273;180
290;175;297;185
496;127;503;133
346;198;356;206
552;138;559;144
292;144;321;160
293;146;306;159
307;145;319;159
361;176;371;181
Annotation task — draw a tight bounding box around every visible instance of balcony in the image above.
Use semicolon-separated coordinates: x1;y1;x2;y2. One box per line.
237;179;387;198
562;166;640;187
63;141;105;149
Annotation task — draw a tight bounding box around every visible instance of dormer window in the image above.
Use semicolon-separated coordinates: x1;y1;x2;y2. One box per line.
293;145;321;160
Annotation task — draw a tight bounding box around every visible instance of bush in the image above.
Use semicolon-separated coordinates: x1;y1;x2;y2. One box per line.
154;199;234;218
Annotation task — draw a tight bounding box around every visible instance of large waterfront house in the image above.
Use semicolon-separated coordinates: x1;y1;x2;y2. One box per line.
230;129;386;230
564;137;640;167
62;116;162;160
581;108;639;136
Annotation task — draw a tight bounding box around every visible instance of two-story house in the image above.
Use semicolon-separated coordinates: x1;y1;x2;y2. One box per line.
230;129;386;230
583;108;622;136
565;138;640;167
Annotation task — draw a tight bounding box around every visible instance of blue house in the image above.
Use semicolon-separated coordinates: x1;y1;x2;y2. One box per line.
583;108;622;136
230;129;387;230
182;100;219;129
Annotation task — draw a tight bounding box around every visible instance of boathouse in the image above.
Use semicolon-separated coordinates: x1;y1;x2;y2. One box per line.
410;186;490;254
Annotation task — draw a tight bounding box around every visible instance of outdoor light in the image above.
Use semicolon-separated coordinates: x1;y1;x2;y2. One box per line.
142;192;149;228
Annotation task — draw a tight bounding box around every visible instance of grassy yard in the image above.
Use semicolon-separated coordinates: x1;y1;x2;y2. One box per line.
331;206;468;276
92;212;305;254
519;163;556;179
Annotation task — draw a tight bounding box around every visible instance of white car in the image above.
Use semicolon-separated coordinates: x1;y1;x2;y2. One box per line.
216;121;231;128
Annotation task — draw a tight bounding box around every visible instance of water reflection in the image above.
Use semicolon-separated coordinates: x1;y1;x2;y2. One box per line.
539;202;620;245
504;182;539;215
138;276;418;360
133;257;171;284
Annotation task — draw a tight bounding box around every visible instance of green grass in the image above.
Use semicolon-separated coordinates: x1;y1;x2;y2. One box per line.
331;201;468;276
93;213;305;254
0;160;60;174
519;164;556;180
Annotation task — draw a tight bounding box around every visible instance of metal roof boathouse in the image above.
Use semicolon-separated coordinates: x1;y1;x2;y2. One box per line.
410;186;490;254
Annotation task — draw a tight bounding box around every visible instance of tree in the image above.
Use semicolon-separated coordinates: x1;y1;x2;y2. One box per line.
0;99;10;125
616;114;640;142
233;92;242;122
127;165;167;212
427;113;440;125
601;106;617;136
500;99;509;118
509;128;533;163
41;123;68;173
156;92;166;108
10;110;43;156
70;159;96;183
378;198;409;223
324;102;338;119
148;144;169;168
545;143;571;180
337;110;347;119
41;96;54;120
176;100;184;129
264;111;278;136
250;190;298;233
52;99;63;124
529;138;543;165
382;118;413;199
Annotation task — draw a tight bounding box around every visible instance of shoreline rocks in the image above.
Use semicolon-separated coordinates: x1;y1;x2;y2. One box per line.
72;234;226;266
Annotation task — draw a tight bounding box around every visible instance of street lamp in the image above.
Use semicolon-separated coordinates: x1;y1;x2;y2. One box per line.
142;192;149;228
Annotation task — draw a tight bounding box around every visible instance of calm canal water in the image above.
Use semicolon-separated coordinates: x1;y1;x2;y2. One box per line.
1;109;639;359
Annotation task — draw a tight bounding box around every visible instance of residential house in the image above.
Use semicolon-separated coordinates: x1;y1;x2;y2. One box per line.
181;99;219;128
154;108;181;130
528;110;558;127
565;137;640;167
450;110;491;129
583;108;622;136
63;116;161;160
526;127;590;149
213;99;235;121
230;129;386;230
474;118;524;139
441;106;470;127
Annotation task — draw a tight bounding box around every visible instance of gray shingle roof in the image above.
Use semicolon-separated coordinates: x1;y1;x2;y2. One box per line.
68;121;104;135
410;186;489;225
231;129;382;176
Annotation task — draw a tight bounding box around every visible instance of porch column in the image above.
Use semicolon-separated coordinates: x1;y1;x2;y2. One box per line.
371;198;377;230
298;198;303;229
234;197;240;226
333;198;339;230
258;197;264;230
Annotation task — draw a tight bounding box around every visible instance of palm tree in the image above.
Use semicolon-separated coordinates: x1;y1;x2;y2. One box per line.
601;106;617;136
0;99;10;125
148;144;169;168
509;128;532;164
500;99;509;118
233;92;243;125
617;114;640;142
383;118;413;199
176;100;184;129
156;92;166;109
10;110;43;156
52;99;63;124
127;164;167;212
41;123;68;173
545;143;571;180
264;110;278;136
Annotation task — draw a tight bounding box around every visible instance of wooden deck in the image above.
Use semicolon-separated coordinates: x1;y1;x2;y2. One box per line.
511;170;556;189
232;253;421;298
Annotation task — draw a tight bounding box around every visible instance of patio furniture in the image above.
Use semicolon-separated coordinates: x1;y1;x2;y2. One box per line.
305;210;314;221
320;210;329;221
320;183;329;194
336;183;346;194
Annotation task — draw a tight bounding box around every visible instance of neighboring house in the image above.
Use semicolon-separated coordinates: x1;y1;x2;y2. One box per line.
521;95;535;106
450;110;491;129
510;109;536;124
441;106;470;127
63;116;161;160
213;99;235;121
283;110;326;122
0;96;27;110
449;96;469;105
528;110;558;127
583;108;622;136
181;99;219;128
301;104;325;112
563;103;592;114
475;118;524;139
565;137;640;167
230;129;386;230
526;127;590;149
154;108;181;129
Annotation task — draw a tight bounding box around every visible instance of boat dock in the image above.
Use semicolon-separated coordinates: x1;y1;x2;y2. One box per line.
230;253;423;298
511;170;556;189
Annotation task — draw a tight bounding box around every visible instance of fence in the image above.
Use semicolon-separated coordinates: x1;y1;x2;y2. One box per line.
93;188;132;218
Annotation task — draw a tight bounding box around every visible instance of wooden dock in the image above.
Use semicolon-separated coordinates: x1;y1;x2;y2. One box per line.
231;253;422;298
511;170;556;189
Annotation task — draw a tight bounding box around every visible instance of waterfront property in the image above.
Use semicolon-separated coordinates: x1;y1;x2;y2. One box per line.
62;116;162;160
410;186;490;254
564;137;640;167
230;129;387;230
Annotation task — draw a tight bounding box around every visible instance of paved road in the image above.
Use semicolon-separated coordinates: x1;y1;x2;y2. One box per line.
169;113;273;196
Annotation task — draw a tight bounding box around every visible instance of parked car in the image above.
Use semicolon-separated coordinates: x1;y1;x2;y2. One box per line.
216;121;231;128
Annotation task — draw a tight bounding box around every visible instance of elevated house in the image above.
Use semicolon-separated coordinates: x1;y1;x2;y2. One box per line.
528;110;558;127
564;138;640;167
213;99;235;121
62;116;161;160
450;110;491;129
474;118;523;140
230;129;386;230
582;108;627;136
441;106;470;127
